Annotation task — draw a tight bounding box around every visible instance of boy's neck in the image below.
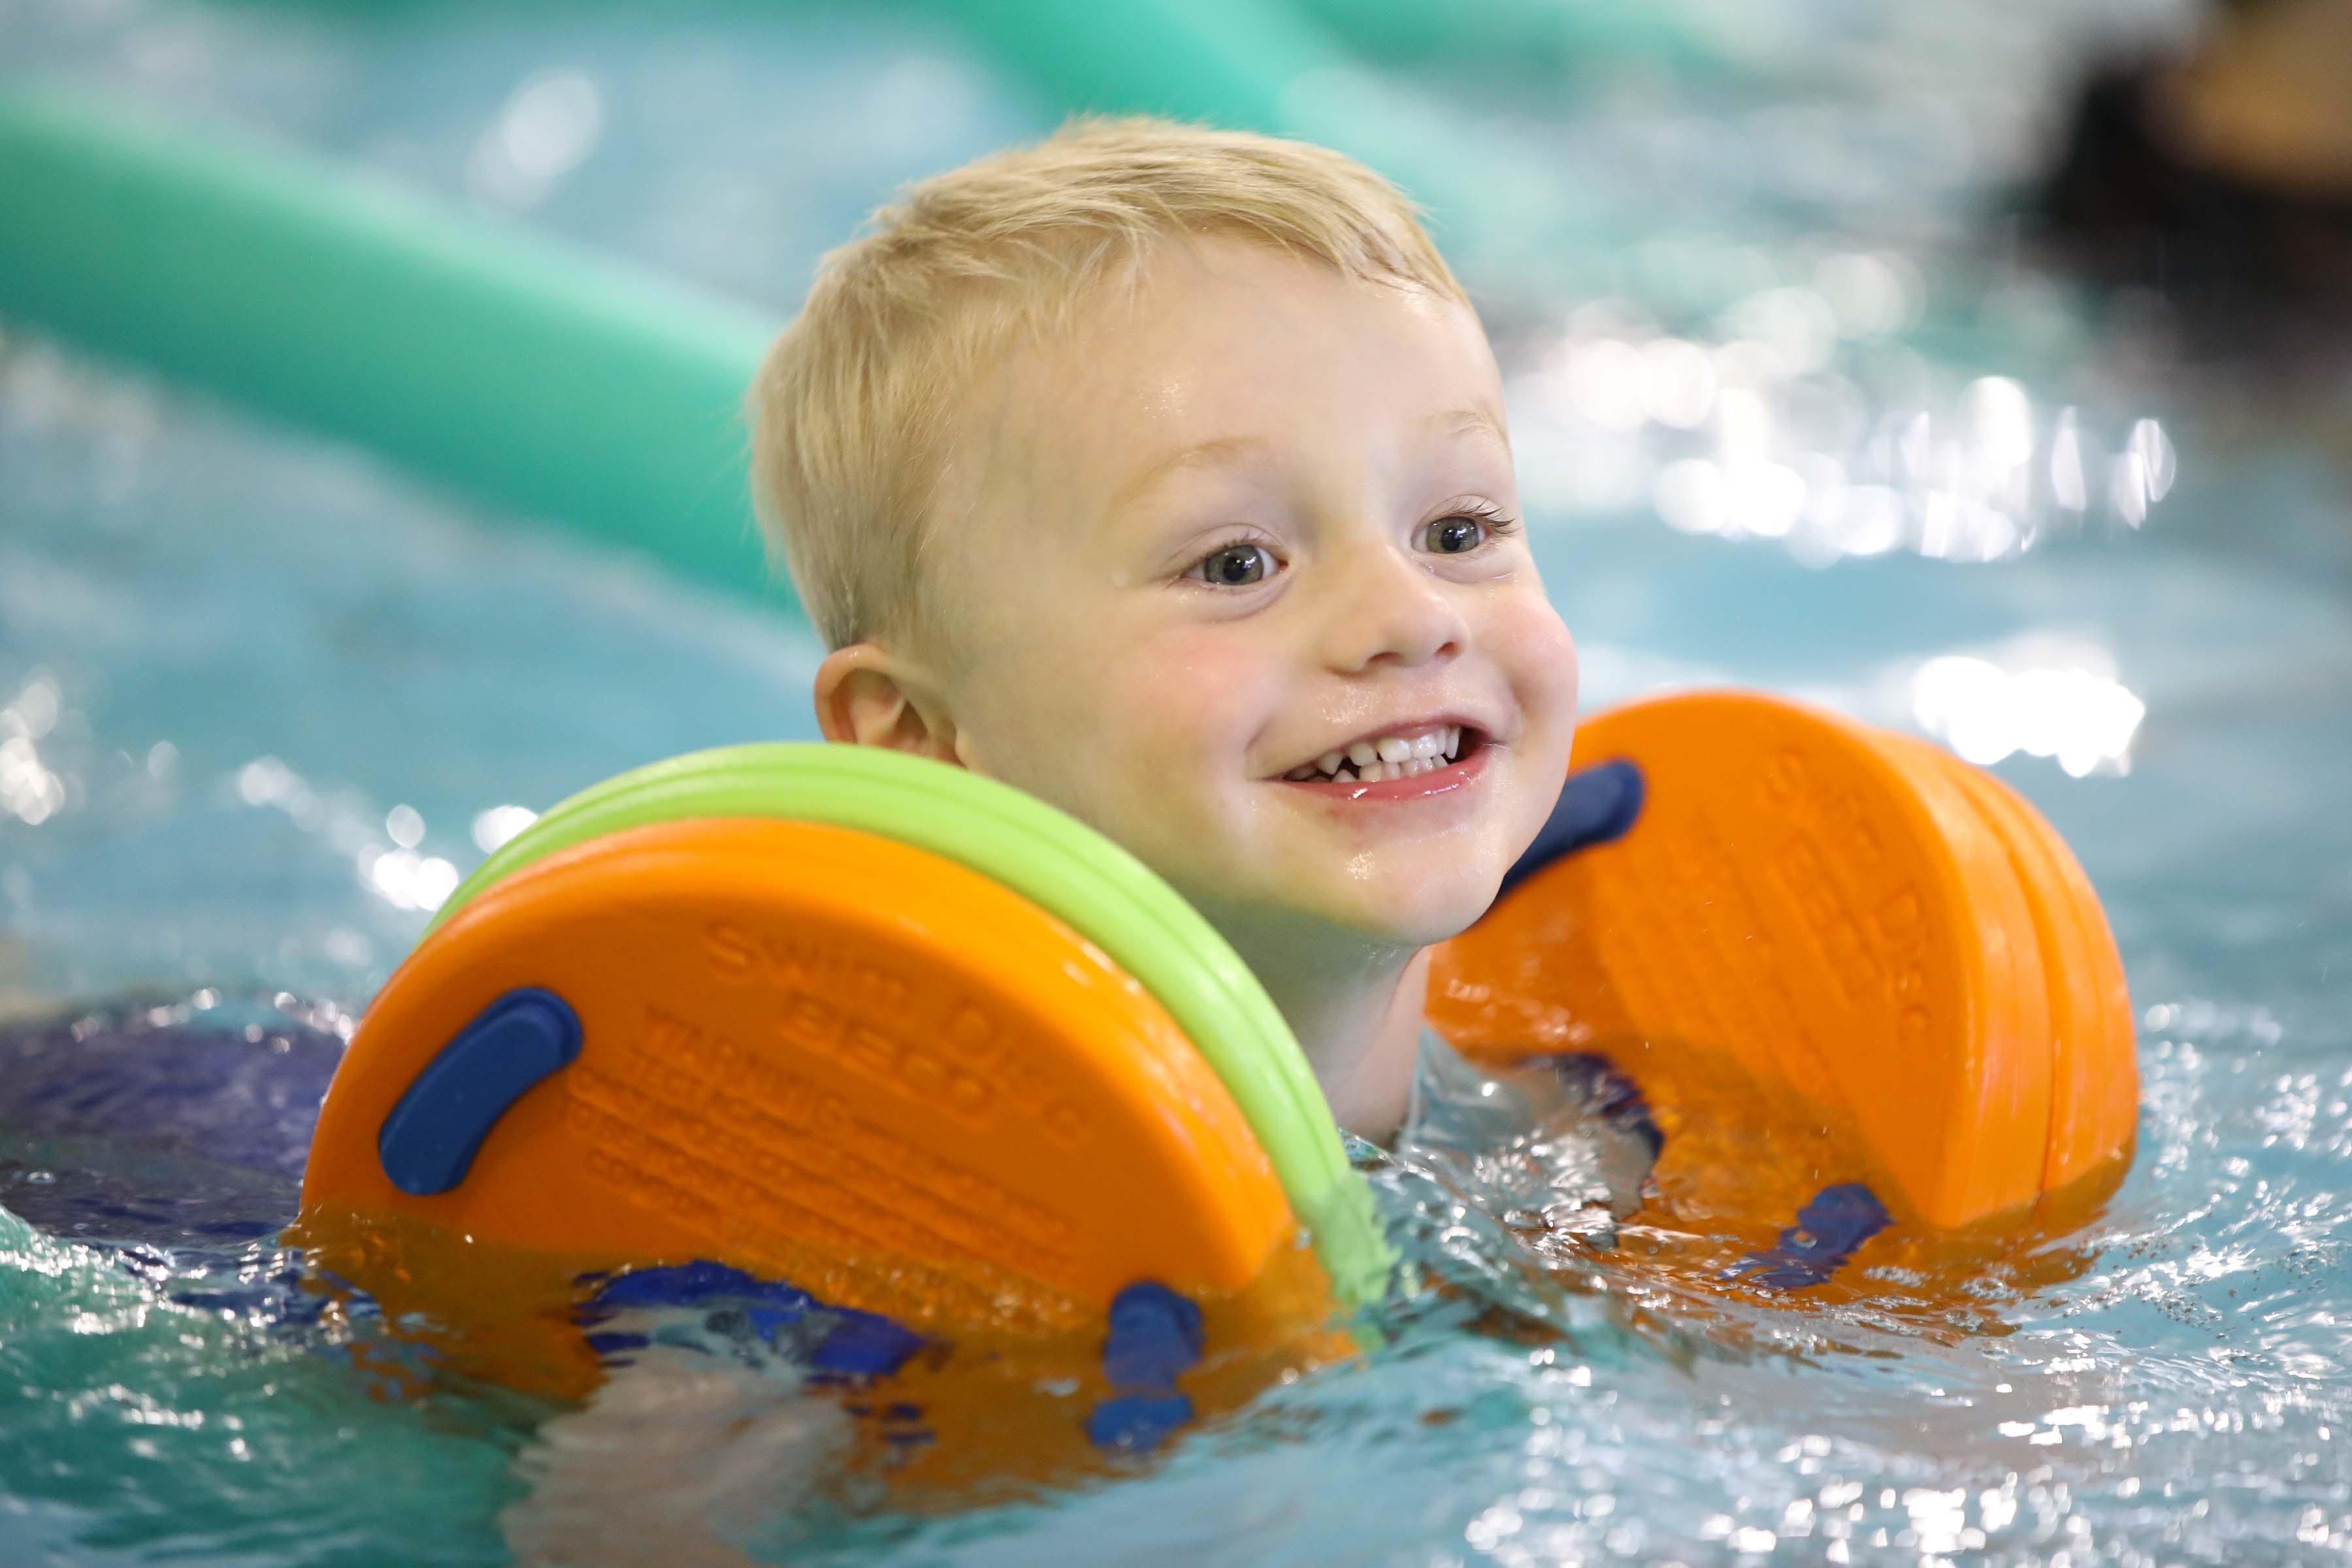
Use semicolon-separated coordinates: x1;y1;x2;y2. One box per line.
1250;943;1431;1141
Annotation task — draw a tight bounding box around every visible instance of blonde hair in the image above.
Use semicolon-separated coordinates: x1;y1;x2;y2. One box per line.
746;114;1468;651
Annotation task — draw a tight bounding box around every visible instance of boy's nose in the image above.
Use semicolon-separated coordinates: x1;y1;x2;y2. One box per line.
1316;542;1467;673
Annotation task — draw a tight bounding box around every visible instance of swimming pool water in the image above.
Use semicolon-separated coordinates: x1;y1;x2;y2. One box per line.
5;0;2352;1561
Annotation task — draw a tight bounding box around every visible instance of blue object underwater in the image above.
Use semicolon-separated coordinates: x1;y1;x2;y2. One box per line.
1089;1282;1208;1453
1726;1184;1895;1292
0;1005;336;1244
578;1260;926;1380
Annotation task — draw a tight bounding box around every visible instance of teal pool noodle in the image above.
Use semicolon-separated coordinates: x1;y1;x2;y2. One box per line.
917;0;1612;269
1282;0;1723;75
0;88;794;610
915;0;1306;135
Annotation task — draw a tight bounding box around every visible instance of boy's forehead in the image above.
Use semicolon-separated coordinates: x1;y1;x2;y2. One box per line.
963;238;1505;508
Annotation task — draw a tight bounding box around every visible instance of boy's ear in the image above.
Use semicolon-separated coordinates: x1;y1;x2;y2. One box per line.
812;642;968;766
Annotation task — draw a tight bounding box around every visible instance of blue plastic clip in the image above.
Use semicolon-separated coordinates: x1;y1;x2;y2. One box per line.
1496;759;1646;903
1087;1281;1205;1454
376;987;581;1196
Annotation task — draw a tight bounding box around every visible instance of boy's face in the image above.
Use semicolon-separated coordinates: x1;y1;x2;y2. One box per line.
924;238;1578;958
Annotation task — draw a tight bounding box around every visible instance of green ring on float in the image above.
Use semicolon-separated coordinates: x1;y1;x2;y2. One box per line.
429;743;1393;1305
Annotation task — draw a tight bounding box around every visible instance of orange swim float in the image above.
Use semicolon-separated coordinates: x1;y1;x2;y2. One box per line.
296;745;1369;1419
302;819;1294;1334
1429;690;2137;1233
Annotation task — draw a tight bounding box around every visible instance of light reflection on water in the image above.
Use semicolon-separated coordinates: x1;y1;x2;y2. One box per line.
2;0;2349;1562
1910;648;2146;776
1515;326;2180;569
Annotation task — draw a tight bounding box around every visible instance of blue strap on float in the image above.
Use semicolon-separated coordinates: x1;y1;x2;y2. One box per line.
584;1264;1199;1456
1497;760;1646;902
376;988;581;1196
1499;764;1892;1294
1086;1281;1205;1454
1726;1184;1893;1290
578;1260;924;1378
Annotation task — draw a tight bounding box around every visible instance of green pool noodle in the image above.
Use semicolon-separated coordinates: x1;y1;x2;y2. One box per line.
0;86;793;610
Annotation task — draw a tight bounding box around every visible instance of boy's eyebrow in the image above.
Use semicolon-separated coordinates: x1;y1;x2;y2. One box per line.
1428;402;1511;449
1107;403;1509;515
1108;435;1270;515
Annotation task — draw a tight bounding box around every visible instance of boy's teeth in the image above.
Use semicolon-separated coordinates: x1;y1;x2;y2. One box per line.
1288;726;1473;783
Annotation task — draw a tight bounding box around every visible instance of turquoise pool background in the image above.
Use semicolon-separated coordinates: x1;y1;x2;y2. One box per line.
4;0;2351;1561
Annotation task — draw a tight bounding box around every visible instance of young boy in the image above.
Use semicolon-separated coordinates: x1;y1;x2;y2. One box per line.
504;117;1598;1561
746;115;1581;1141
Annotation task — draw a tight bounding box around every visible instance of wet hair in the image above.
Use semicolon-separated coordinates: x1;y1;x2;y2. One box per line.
746;114;1467;651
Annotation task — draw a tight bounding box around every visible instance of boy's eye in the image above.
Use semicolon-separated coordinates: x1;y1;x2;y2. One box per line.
1190;543;1275;586
1423;515;1486;555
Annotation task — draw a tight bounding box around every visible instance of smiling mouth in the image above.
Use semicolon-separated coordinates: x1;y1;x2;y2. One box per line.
1277;723;1482;786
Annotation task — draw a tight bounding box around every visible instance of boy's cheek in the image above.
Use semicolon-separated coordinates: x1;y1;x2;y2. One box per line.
1494;598;1580;837
1038;633;1277;832
1114;628;1286;753
1493;596;1580;736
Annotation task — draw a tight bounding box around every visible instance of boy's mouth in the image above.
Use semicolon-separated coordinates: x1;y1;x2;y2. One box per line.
1275;722;1484;786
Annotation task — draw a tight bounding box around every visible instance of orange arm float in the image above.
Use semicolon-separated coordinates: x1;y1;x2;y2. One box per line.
1431;691;2136;1231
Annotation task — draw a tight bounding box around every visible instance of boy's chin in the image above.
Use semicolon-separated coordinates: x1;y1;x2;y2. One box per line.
1279;875;1501;954
1352;896;1495;951
1180;864;1505;966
